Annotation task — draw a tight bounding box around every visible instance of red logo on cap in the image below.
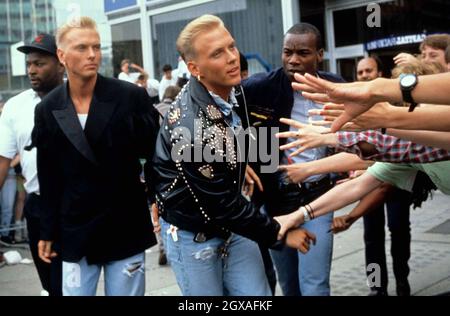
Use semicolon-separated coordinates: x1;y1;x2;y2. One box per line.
34;35;44;43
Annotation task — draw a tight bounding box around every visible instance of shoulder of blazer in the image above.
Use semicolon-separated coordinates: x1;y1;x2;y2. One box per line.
38;84;66;111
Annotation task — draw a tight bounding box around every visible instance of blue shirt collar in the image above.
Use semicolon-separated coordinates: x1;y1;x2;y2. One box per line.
208;87;239;117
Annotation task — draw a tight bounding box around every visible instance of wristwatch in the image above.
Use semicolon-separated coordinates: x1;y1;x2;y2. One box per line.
399;73;418;112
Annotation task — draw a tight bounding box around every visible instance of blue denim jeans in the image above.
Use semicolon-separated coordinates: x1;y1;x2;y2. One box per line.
62;252;145;296
270;211;334;296
160;217;271;296
0;173;16;237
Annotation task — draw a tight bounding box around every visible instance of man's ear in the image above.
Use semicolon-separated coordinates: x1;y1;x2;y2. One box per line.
187;60;199;78
317;48;324;63
57;48;65;66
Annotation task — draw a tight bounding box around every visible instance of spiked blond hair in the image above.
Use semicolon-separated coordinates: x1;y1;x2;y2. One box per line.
176;14;224;61
56;16;98;48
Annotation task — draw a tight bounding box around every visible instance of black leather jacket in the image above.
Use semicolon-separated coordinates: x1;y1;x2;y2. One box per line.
152;77;281;248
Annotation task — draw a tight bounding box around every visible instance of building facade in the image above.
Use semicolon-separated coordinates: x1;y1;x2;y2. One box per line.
0;0;57;100
105;0;450;81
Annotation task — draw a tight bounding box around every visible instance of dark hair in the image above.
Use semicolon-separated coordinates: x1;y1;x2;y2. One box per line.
286;22;323;50
356;55;383;75
176;76;189;88
239;52;248;72
410;171;437;209
162;64;172;72
369;55;383;73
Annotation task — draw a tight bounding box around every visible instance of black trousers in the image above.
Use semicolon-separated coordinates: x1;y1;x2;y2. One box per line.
363;187;411;291
24;194;62;296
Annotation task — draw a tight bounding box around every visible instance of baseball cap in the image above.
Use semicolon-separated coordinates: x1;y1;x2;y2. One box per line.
17;33;57;56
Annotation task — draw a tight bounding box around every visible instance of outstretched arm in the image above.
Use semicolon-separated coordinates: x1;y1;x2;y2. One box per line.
331;182;394;234
276;172;383;237
312;103;450;132
387;129;450;150
293;72;450;131
279;152;373;184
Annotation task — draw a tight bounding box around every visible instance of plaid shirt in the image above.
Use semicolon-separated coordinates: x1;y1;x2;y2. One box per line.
336;130;450;163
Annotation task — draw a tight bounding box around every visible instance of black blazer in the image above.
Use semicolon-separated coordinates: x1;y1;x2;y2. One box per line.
31;74;159;263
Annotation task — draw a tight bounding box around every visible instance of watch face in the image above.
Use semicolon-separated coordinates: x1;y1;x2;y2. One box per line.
401;74;417;88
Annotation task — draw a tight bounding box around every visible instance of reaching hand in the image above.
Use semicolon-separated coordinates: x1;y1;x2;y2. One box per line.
276;118;334;156
243;165;263;197
292;73;378;132
330;214;353;234
309;102;391;131
278;163;311;184
285;228;316;253
393;52;418;66
38;240;58;263
274;209;304;239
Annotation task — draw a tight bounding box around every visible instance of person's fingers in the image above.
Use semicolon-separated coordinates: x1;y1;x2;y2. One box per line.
277;164;292;172
323;103;345;111
305;231;317;245
279;118;305;129
247;182;254;197
280;139;302;151
38;241;51;263
320;110;344;118
294;73;328;92
311;120;332;127
330;112;354;133
243;174;252;196
44;242;53;259
307;109;322;116
289;145;306;157
301;241;310;252
276;131;301;139
38;241;47;262
248;168;264;192
301;92;332;104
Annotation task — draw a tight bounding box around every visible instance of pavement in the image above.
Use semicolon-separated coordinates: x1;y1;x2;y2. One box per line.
1;191;449;296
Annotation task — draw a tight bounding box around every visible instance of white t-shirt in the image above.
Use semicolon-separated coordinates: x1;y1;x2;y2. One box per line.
158;76;177;100
78;114;88;130
0;89;40;194
118;72;139;84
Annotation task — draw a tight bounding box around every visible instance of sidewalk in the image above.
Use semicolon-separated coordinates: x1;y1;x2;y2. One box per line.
1;191;449;296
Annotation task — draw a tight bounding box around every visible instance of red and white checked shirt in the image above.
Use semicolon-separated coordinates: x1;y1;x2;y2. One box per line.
336;130;450;163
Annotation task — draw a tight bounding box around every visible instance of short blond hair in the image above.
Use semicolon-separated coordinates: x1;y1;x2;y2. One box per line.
391;58;445;79
56;16;98;48
176;15;224;61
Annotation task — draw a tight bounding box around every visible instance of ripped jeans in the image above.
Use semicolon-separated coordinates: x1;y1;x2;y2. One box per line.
160;217;271;296
62;252;145;296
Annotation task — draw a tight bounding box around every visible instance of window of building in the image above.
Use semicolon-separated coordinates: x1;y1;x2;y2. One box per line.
300;0;326;50
111;19;142;78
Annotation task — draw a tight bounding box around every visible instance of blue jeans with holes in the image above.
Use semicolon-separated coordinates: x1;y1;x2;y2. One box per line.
160;217;271;296
62;252;145;296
